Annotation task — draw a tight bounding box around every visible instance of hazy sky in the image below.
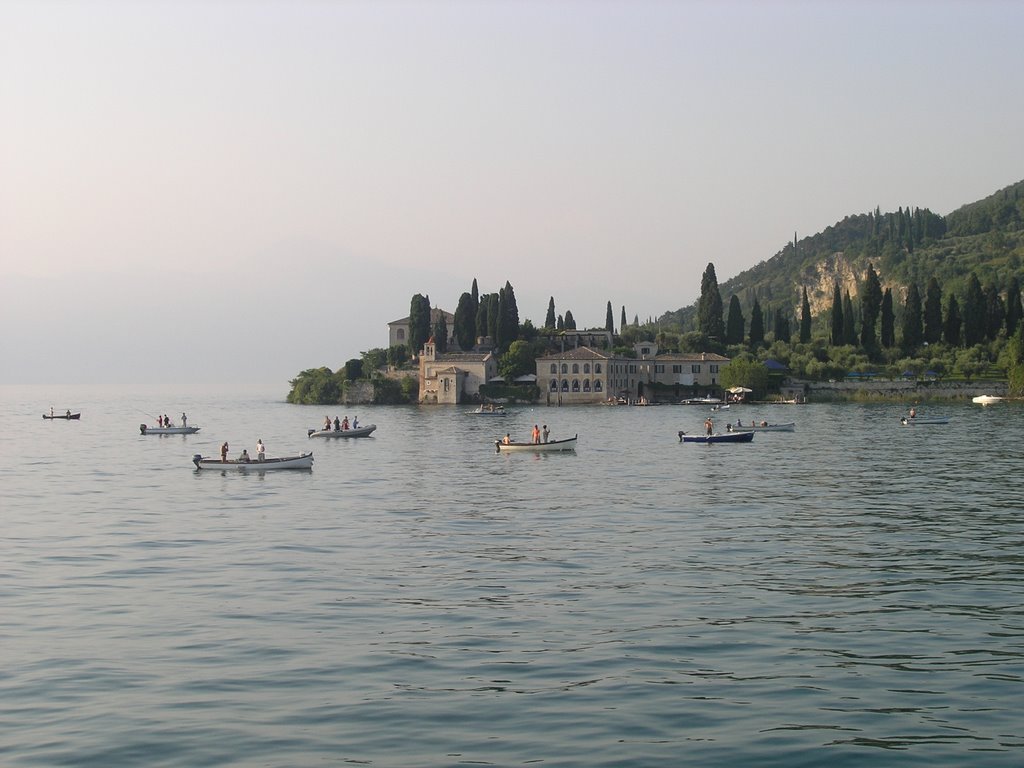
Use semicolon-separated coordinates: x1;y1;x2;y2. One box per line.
2;0;1021;392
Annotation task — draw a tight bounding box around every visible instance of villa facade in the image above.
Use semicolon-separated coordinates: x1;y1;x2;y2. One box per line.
418;338;498;404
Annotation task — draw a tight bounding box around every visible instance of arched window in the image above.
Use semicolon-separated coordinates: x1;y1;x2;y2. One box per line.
550;364;557;374
583;363;590;374
397;329;406;341
549;379;558;391
572;379;580;392
595;380;603;392
595;363;602;374
561;379;569;392
561;364;568;374
583;379;591;392
572;363;579;374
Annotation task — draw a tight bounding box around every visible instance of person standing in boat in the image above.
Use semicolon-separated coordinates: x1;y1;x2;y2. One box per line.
66;409;71;418
220;441;229;462
542;425;549;443
333;415;340;431
502;433;512;444
341;416;349;430
532;424;540;444
181;412;187;428
705;417;713;436
256;439;265;462
352;416;359;430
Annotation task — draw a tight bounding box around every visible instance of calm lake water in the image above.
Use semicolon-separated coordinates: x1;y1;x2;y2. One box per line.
2;385;1022;767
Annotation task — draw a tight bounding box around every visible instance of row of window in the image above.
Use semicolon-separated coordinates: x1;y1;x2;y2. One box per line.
549;362;603;375
547;362;718;375
549;379;604;393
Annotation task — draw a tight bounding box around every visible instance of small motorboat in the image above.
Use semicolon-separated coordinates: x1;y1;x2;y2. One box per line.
972;395;1003;405
192;452;314;470
469;405;509;415
141;423;200;435
307;424;377;438
495;435;577;452
43;411;80;420
900;416;949;425
678;430;754;443
727;422;795;432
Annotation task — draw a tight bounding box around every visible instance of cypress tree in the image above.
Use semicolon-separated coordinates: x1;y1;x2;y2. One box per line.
453;292;477;351
924;278;943;343
842;292;857;345
944;294;962;346
409;293;432;356
564;310;576;330
605;301;614;333
749;297;764;346
556;314;564;331
487;293;500;342
471;278;479;314
1006;276;1023;337
799;287;811;343
476;295;490;340
503;281;520;337
496;287;508;351
621;306;627;330
697;263;725;341
860;263;882;348
545;297;556;329
962;273;986;346
726;295;745;344
880;288;895;347
984;282;1005;341
830;283;844;346
432;308;448;354
902;283;923;349
773;308;791;343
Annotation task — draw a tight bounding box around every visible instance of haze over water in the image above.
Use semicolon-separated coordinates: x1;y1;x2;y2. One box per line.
2;386;1022;767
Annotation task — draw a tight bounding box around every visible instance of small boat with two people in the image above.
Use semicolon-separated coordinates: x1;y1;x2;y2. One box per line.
495;434;577;452
192;452;314;470
44;409;80;420
470;404;510;415
678;429;754;444
900;407;948;425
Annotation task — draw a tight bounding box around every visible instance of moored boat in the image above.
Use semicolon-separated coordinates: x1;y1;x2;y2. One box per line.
192;452;314;470
678;430;754;443
141;423;200;435
495;435;577;452
727;421;795;432
307;424;377;438
972;394;1003;405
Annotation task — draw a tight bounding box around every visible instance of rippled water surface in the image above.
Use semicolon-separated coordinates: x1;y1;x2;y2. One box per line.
2;386;1023;766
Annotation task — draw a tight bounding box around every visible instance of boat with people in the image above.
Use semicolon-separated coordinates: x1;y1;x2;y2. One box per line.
308;424;377;438
192;452;314;470
678;430;754;443
469;404;509;415
140;423;200;435
43;411;80;420
972;394;1003;405
727;421;796;432
495;434;577;452
900;416;949;425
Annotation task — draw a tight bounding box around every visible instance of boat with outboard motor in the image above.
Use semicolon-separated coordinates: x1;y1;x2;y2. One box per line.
141;423;200;435
727;421;795;432
192;452;314;470
307;424;376;438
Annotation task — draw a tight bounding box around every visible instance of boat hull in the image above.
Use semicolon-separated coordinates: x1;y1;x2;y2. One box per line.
141;424;200;434
679;430;754;443
972;395;1003;405
44;413;80;420
193;452;314;470
496;435;577;452
900;417;949;425
727;422;795;432
308;425;376;438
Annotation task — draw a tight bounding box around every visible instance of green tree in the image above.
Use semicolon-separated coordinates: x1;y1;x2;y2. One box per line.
860;262;882;348
902;283;923;349
720;357;770;394
408;294;432;356
726;294;745;344
773;308;791;343
498;339;537;380
830;283;844;346
286;367;343;405
564;309;576;330
344;358;363;381
487;293;499;341
749;297;764;346
453;292;477;351
984;281;1005;341
880;288;895;347
1006;276;1023;337
800;287;812;343
961;272;986;346
943;294;962;346
924;277;943;344
620;306;627;331
545;297;556;329
605;301;614;333
697;263;725;341
842;292;857;345
432;309;449;354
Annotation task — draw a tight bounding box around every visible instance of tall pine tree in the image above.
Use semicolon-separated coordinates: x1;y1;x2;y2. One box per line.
799;287;811;343
830;283;844;346
962;273;986;346
902;283;923;349
545;297;556;329
924;278;943;344
697;263;725;341
726;295;745;344
749;297;764;346
605;301;614;333
880;288;895;348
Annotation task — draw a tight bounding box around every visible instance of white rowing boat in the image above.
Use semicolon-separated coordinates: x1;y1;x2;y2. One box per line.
495;435;577;452
192;452;314;470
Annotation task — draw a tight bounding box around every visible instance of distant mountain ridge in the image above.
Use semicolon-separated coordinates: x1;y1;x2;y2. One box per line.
663;178;1024;328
